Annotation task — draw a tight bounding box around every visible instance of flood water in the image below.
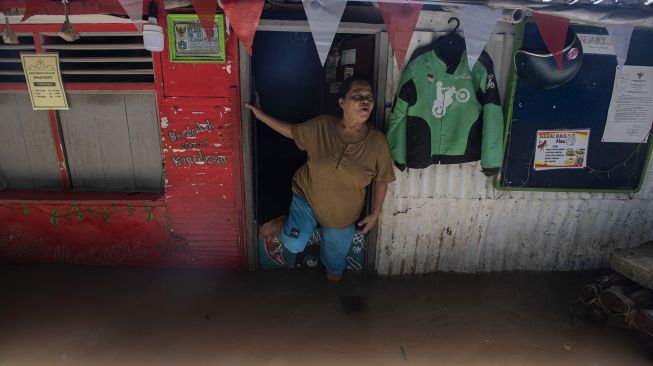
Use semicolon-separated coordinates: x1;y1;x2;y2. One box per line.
1;266;651;365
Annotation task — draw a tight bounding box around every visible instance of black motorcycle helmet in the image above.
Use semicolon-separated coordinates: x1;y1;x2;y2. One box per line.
514;27;584;90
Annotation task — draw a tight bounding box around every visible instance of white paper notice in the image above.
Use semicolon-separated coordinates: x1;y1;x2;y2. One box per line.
577;33;615;55
340;49;356;65
343;66;354;79
602;66;653;143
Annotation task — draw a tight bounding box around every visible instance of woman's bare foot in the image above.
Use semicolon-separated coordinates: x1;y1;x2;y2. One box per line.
259;215;286;242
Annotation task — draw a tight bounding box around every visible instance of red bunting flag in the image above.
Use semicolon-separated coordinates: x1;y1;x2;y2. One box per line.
18;1;149;21
221;0;264;55
191;0;219;38
533;12;570;71
378;2;422;70
22;0;48;21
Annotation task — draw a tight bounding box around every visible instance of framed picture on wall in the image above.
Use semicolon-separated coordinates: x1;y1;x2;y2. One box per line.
166;14;226;63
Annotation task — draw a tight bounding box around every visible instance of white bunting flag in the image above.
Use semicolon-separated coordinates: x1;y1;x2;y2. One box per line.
302;0;347;66
606;24;635;69
117;0;144;32
458;5;501;71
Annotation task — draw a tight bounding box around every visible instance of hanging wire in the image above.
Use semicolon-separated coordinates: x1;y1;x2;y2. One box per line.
585;126;653;182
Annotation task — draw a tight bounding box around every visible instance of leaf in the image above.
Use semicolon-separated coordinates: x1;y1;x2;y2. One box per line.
127;203;134;216
21;204;31;216
145;206;154;222
101;208;111;223
87;207;97;217
50;208;59;225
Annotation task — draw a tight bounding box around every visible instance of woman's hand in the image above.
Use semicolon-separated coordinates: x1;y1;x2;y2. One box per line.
357;212;380;235
357;182;389;235
244;101;294;139
244;102;264;120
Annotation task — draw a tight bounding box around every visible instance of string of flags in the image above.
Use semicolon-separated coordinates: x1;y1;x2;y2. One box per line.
2;0;638;68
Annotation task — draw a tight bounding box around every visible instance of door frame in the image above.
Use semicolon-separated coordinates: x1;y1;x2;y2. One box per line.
239;20;389;271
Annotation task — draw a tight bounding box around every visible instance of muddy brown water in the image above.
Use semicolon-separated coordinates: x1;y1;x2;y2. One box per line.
1;266;651;366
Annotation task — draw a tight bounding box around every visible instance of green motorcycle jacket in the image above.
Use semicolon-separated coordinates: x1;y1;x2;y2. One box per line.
386;46;504;171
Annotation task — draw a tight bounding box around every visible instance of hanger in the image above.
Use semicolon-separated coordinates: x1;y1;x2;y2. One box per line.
441;17;464;46
408;16;465;67
432;16;465;71
448;17;460;35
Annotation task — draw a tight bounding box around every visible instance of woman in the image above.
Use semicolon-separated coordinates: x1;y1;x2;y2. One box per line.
245;77;395;282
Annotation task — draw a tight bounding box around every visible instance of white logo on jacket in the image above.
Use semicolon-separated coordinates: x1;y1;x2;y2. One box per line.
432;81;471;118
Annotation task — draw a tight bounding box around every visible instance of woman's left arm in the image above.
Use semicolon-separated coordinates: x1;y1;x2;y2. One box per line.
357;182;389;234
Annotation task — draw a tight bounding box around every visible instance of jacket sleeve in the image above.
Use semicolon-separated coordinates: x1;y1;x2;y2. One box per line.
386;66;416;171
474;52;504;170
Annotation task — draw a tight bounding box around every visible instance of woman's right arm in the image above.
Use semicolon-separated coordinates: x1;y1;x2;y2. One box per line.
244;102;293;139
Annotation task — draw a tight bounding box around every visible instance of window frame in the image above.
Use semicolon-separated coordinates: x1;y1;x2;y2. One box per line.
0;21;165;202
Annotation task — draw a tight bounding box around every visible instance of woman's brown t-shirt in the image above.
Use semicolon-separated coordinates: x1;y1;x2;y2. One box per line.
291;115;395;228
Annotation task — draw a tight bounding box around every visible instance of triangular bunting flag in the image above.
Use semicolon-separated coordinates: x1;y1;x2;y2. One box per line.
606;24;634;69
191;0;219;38
23;0;48;21
458;5;501;71
117;0;144;32
221;0;265;56
532;13;570;70
378;1;422;70
302;0;347;66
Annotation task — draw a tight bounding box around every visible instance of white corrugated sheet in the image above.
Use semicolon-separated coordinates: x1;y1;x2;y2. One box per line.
375;12;653;275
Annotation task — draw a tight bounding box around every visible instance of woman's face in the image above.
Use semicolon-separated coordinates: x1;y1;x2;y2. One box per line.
339;81;375;123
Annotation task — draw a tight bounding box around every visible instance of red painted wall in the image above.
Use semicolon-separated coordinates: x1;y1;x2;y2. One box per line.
0;8;247;270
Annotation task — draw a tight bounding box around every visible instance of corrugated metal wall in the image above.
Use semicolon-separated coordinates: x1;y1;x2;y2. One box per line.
375;13;653;275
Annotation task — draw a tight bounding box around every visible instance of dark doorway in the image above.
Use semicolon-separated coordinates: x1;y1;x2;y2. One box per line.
251;31;377;225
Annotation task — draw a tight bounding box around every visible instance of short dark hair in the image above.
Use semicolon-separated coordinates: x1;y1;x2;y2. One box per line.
338;76;373;99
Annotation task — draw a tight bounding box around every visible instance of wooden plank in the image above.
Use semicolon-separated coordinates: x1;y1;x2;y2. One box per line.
92;95;136;191
16;94;62;190
59;95;106;190
610;241;653;289
0;94;34;189
59;93;164;192
124;93;163;190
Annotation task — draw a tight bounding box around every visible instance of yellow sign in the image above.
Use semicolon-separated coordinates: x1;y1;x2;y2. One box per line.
20;53;68;110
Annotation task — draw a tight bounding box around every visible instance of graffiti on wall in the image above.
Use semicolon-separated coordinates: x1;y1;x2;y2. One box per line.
167;118;228;168
53;239;146;266
0;225;46;263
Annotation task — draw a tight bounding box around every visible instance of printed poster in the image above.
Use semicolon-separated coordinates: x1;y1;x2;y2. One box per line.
577;33;615;55
534;129;590;171
602;65;653;143
20;53;68;110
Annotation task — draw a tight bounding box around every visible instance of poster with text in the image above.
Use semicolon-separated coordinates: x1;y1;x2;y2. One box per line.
20;53;68;110
534;129;590;171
